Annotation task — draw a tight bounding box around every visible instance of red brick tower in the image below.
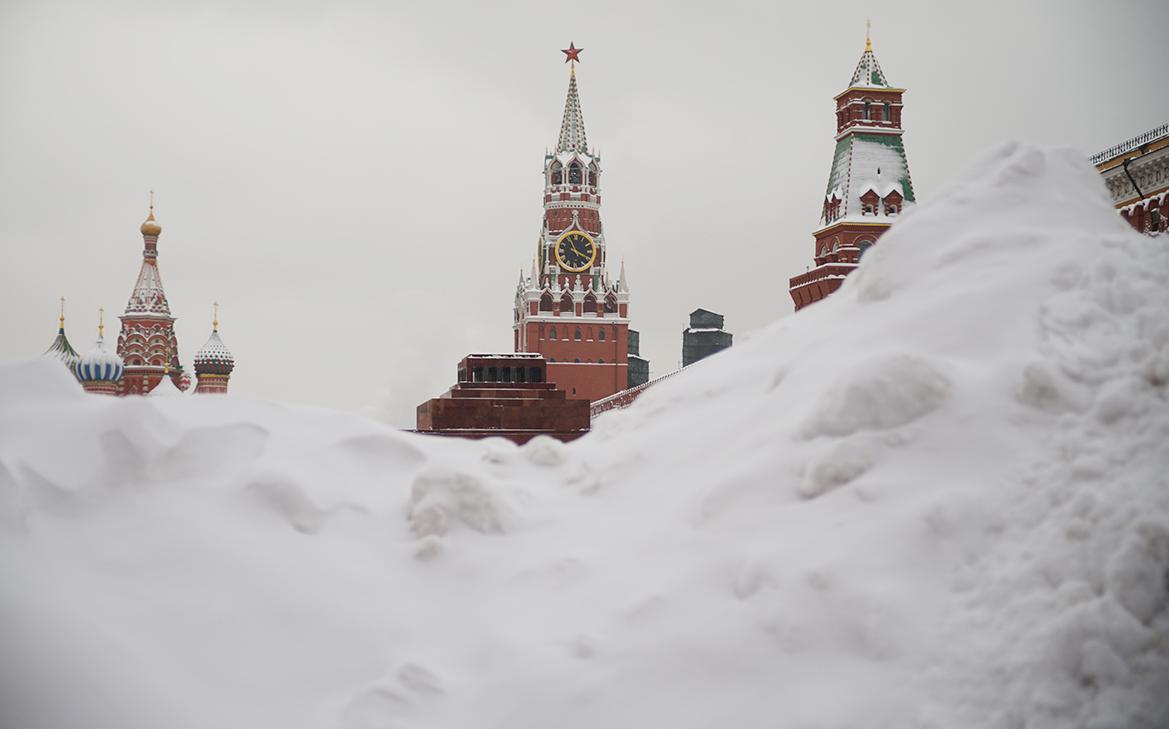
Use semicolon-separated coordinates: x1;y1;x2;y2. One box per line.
789;26;916;311
513;44;633;402
117;197;184;394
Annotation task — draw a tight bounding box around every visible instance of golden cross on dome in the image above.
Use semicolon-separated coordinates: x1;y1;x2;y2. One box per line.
59;296;65;329
213;302;219;332
98;306;105;337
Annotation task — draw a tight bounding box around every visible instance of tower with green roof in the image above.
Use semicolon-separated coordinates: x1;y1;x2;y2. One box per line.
789;26;916;311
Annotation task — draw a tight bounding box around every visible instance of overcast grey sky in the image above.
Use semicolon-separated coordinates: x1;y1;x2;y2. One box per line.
2;0;1166;426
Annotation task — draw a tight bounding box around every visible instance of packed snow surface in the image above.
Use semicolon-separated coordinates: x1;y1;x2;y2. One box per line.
2;144;1168;729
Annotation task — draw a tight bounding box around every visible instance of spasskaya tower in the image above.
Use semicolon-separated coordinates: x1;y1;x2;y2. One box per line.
513;44;633;402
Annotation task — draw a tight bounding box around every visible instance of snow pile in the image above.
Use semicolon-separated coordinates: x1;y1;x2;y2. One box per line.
2;143;1168;729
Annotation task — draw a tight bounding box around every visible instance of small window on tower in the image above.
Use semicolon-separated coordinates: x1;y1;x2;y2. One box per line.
550;326;557;340
569;163;582;185
884;102;892;122
864;101;872;120
575;328;582;341
598;329;606;341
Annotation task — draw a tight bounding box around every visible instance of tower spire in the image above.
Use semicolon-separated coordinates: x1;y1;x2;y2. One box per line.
557;44;588;153
58;296;66;332
213;302;219;333
849;24;889;88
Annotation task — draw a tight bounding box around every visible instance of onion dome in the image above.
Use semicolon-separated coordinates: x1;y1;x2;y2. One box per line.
194;306;234;376
44;298;81;368
75;311;124;383
140;200;162;237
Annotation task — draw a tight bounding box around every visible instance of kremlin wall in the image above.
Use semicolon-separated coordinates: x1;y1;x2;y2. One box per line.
36;34;1165;431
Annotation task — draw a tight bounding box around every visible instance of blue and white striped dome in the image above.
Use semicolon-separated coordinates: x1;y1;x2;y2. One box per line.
75;336;124;383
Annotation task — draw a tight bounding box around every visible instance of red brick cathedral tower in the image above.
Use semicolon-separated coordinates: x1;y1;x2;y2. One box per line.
789;27;916;311
513;44;632;402
117;198;184;394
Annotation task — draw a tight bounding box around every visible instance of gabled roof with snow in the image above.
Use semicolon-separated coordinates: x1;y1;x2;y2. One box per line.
557;68;588;154
149;373;183;396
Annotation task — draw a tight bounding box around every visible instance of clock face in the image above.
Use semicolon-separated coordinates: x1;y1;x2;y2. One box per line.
555;231;597;272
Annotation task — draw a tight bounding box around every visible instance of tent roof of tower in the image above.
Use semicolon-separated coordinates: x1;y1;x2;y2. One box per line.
124;259;172;317
556;67;589;154
817;132;916;231
848;44;890;89
44;327;81;366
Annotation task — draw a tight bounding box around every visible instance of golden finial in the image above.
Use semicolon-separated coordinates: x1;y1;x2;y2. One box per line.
865;20;872;52
163;344;171;375
212;302;219;333
98;307;105;338
59;296;66;330
141;191;162;236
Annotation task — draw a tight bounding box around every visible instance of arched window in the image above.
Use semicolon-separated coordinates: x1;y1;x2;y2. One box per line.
549;326;557;340
550;161;563;186
604;295;617;313
884;102;892;123
538;324;545;339
858;240;874;259
583;293;597;313
574;327;582;341
589;163;599;187
863;100;872;120
574;358;581;363
569;162;582;185
560;293;574;314
598;358;604;364
540;293;554;311
598;329;606;341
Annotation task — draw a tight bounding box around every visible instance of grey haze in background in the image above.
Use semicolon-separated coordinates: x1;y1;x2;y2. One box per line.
2;0;1166;426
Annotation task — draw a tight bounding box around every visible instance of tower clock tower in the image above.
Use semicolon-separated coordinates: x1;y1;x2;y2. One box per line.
513;44;633;402
789;26;917;311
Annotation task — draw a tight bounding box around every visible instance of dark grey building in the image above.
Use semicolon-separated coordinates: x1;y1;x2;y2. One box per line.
627;329;650;388
682;309;733;367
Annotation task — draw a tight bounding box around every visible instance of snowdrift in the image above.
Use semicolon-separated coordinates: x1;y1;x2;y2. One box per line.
2;143;1168;729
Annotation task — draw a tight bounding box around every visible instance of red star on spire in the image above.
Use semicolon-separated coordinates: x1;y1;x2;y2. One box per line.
561;42;583;64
